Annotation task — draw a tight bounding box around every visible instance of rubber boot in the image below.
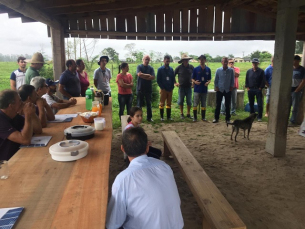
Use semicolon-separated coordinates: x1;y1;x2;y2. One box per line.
160;108;164;121
202;110;206;121
193;110;197;122
166;108;172;120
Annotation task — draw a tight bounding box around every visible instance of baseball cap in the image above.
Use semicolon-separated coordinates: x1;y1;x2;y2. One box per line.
46;78;59;87
252;58;259;63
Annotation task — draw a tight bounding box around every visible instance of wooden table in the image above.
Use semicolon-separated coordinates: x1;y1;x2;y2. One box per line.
0;98;112;229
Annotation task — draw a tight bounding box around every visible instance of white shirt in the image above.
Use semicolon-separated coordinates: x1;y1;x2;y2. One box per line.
106;155;184;229
42;93;61;114
93;67;112;92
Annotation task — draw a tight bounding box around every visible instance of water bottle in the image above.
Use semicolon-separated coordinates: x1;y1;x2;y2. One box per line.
90;86;95;101
85;88;92;110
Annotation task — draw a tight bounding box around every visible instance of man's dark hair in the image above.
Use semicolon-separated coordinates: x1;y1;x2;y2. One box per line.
294;55;301;61
0;90;18;109
18;84;36;102
66;59;75;68
17;56;26;63
122;127;148;157
164;55;171;60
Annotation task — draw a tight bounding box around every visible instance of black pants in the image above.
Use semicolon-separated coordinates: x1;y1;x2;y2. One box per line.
118;94;133;119
148;146;162;159
248;89;263;119
137;91;152;120
215;91;231;121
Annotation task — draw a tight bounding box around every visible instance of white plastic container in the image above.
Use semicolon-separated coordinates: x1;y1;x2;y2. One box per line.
94;117;105;130
49;140;89;161
64;125;95;140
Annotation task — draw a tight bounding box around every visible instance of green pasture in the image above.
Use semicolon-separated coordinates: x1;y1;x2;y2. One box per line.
0;61;270;128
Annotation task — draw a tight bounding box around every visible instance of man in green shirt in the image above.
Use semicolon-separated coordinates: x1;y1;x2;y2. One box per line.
25;52;45;84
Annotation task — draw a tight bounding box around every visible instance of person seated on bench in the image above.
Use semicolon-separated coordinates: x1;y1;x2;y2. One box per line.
106;127;184;229
0;89;42;160
124;107;162;159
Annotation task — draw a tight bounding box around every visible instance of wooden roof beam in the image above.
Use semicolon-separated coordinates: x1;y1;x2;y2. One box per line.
0;0;62;29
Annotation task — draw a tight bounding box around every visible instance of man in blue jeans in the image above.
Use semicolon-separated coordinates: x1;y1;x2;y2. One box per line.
136;55;155;122
245;58;266;121
289;55;305;126
213;57;235;123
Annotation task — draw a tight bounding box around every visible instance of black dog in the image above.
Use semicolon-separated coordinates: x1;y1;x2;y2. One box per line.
227;113;258;142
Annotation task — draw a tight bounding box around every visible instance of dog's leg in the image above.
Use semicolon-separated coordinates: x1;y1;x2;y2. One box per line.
247;127;251;140
235;127;239;142
231;126;235;141
243;129;246;138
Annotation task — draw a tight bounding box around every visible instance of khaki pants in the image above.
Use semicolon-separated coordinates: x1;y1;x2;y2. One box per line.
159;89;173;109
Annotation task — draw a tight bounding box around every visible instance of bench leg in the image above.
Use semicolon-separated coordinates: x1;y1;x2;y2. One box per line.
163;143;171;157
202;216;212;229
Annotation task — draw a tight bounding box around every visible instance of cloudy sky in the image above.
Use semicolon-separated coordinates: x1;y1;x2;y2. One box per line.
0;14;276;59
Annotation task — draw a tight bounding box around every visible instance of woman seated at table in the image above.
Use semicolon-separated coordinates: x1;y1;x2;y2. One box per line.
116;63;133;120
76;59;90;97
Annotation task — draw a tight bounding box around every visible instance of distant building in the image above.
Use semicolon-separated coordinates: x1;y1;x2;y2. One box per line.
234;57;244;63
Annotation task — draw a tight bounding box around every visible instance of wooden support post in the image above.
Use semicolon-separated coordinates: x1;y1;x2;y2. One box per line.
50;26;65;82
266;0;299;157
163;141;171;157
296;41;305;124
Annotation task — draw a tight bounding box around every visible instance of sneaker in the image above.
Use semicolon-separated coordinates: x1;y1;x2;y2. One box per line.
167;117;173;121
231;112;237;116
257;119;262;122
212;119;219;123
202;118;207;122
147;119;154;122
193;118;197;122
180;114;185;119
186;114;193;119
161;118;164;121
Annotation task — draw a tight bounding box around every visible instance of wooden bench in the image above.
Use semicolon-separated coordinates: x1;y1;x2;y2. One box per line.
121;115;129;160
162;131;246;229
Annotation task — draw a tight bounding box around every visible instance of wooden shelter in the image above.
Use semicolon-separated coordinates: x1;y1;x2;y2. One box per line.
0;0;305;157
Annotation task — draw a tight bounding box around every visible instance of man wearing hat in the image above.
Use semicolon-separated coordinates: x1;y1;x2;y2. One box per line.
94;56;112;96
192;55;211;121
25;52;45;84
174;54;194;119
289;55;305;125
10;56;27;90
59;59;81;99
136;55;155;122
245;58;266;121
42;79;77;114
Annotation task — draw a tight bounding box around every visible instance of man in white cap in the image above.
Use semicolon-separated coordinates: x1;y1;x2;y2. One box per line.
174;54;194;119
25;52;45;84
42;78;77;114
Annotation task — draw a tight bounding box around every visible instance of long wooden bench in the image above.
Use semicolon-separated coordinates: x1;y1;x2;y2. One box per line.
162;131;246;229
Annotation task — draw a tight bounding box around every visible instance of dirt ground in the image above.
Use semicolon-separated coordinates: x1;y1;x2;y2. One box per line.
109;120;305;229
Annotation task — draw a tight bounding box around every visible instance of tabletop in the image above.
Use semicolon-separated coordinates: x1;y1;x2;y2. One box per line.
0;97;112;229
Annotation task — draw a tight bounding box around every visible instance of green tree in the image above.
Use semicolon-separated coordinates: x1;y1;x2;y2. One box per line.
250;50;261;59
228;54;234;59
203;53;213;62
212;55;223;62
124;43;137;61
259;51;272;61
173;56;180;62
179;51;189;57
101;47;119;63
295;41;303;54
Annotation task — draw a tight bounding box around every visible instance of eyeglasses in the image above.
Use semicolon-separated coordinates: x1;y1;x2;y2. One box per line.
228;62;234;64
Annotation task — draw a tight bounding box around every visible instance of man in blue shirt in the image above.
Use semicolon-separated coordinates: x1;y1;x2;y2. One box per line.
192;55;211;121
264;56;273;117
136;55;155;122
245;58;266;121
106;127;183;229
213;57;235;123
59;59;81;99
157;55;175;121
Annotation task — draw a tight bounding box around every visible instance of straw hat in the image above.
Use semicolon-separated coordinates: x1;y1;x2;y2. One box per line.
178;54;192;64
26;52;45;64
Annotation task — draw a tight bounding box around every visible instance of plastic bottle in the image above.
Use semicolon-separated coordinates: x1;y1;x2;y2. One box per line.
85;88;92;110
90;86;95;101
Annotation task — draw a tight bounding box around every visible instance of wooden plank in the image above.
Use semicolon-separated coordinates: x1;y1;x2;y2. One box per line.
146;12;155;40
100;15;107;38
116;15;126;39
165;11;172;41
214;4;222;41
78;17;86;38
162;131;246;229
0;98;113;228
199;5;214;41
126;15;136;40
92;16;101;39
136;12;146;40
173;9;180;40
181;9;188;41
107;16;115;39
223;8;232;41
156;11;164;40
198;6;207;40
69;19;78;38
189;8;197;40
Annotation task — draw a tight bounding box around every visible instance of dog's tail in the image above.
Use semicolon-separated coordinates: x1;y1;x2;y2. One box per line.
226;123;234;127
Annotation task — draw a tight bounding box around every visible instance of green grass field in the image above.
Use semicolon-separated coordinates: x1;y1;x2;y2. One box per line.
0;61;270;128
